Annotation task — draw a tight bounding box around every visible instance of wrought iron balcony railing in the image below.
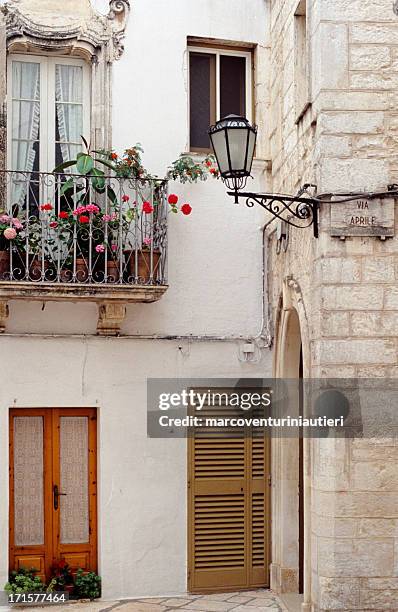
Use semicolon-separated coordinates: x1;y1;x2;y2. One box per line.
0;170;168;288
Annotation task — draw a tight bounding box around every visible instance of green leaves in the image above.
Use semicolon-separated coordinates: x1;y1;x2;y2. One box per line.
80;135;90;151
76;154;94;175
90;168;105;191
106;186;117;204
60;178;74;196
53;160;76;173
126;208;136;222
60;179;85;197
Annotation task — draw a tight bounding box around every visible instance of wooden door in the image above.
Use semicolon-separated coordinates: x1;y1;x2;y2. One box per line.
9;408;97;582
188;402;271;593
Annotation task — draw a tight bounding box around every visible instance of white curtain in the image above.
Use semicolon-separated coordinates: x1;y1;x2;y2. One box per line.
55;64;83;164
11;61;40;205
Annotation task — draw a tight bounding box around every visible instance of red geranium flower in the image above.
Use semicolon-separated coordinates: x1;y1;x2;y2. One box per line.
58;211;69;219
205;161;212;167
142;201;154;214
168;194;178;205
110;152;118;160
49;221;58;228
40;203;53;211
79;215;90;224
122;194;130;202
181;203;192;216
210;168;217;175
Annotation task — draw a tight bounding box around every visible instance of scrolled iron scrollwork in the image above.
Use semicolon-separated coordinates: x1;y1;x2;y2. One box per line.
239;192;318;237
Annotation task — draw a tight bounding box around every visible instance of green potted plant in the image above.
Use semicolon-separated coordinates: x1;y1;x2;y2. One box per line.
166;153;219;183
0;213;24;279
4;567;45;594
74;569;101;600
46;204;106;282
50;560;74;594
23;205;55;281
0;216;22;278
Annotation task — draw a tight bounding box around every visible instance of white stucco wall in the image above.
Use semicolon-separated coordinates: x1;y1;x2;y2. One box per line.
0;0;271;599
0;337;271;599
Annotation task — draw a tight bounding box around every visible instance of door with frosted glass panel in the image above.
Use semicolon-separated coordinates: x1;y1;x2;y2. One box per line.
9;409;97;581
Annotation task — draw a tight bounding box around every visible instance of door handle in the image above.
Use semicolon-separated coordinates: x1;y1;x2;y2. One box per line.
53;485;67;510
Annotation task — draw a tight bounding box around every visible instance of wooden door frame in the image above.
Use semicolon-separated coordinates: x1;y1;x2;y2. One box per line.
187;431;271;593
9;407;98;580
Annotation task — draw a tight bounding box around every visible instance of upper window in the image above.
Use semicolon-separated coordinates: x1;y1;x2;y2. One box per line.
188;46;252;152
7;55;90;175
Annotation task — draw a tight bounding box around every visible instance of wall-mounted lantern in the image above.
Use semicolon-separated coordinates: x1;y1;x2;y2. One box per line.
209;114;319;237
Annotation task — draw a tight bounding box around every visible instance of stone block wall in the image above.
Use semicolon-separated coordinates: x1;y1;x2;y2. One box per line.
266;0;398;609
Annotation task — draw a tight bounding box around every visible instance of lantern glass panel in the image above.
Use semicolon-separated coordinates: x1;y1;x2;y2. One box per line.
210;129;229;174
245;129;256;173
227;127;248;173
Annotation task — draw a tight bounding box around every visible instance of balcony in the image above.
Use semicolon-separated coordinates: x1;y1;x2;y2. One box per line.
0;170;168;334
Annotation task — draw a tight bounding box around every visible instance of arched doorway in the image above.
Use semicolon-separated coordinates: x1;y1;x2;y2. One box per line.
271;282;310;609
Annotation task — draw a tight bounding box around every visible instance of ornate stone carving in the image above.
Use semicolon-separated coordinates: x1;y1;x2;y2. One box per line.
0;300;9;333
2;0;130;61
108;0;130;59
97;302;126;336
283;275;303;312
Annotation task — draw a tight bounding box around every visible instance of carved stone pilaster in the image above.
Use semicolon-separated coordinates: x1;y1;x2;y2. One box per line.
0;300;9;332
97;301;126;336
0;11;6;187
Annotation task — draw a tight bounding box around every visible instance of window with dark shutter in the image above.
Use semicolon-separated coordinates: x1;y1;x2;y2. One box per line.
188;46;252;152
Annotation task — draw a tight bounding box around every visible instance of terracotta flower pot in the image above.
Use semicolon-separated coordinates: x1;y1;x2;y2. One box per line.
29;256;49;281
106;260;120;282
64;584;75;595
60;268;72;283
75;257;89;282
0;250;10;279
125;249;161;283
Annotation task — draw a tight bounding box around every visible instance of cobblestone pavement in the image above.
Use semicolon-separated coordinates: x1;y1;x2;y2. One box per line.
17;590;287;612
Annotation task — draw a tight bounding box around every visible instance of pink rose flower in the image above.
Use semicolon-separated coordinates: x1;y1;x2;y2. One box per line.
4;227;17;240
111;244;118;252
95;244;105;253
0;214;10;223
143;237;152;246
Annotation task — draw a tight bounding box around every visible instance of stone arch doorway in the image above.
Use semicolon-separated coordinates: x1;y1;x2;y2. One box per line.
271;278;311;611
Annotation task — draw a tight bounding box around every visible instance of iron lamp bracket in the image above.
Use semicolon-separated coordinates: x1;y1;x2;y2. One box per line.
227;190;319;238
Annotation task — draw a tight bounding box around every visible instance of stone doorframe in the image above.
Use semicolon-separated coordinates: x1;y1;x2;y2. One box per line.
271;275;312;612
